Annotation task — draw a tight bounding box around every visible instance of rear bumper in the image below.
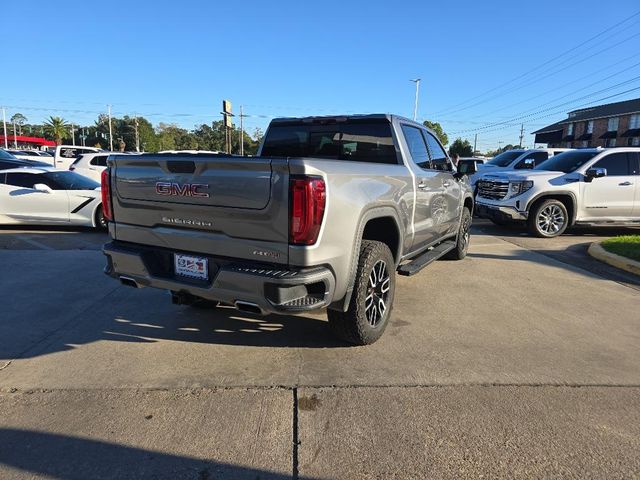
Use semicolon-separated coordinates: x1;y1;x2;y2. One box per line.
475;202;528;222
103;241;335;315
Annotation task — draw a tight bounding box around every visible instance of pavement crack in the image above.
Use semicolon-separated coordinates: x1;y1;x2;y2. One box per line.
292;387;300;479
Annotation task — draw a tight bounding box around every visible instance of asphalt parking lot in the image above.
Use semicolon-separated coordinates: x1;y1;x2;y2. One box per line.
1;221;639;479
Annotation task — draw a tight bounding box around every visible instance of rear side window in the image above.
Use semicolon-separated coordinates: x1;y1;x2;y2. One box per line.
401;125;430;170
423;131;450;171
593;152;632;176
261;121;399;164
89;155;108;167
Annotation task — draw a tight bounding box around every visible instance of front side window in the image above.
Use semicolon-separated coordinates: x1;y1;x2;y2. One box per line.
423;132;450;171
401;125;430;170
593;153;631;176
608;117;619;132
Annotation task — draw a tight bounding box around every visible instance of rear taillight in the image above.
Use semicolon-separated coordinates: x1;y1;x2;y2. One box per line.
101;168;113;221
290;176;326;245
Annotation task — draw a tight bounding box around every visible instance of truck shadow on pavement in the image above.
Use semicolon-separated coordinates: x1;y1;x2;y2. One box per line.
0;428;302;480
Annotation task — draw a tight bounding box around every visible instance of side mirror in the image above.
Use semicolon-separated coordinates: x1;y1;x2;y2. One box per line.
584;167;606;183
522;158;535;169
456;159;478;177
33;183;53;193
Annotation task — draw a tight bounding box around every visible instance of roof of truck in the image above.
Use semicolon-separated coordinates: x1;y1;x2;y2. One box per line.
269;113;420;126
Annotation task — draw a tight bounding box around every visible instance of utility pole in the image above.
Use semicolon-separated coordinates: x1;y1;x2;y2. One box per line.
498;140;503;152
239;105;245;156
410;78;421;121
134;115;140;152
71;123;76;146
81;128;86;147
107;104;113;151
2;107;7;149
473;133;478;154
518;123;524;148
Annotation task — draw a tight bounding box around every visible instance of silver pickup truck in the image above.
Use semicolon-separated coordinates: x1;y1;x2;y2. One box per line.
102;114;476;344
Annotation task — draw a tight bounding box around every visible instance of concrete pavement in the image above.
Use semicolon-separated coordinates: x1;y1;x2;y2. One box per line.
1;226;639;478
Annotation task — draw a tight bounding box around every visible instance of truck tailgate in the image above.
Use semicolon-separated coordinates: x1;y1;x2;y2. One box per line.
109;154;290;264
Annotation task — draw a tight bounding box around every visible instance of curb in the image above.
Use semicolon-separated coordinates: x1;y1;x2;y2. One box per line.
588;242;640;276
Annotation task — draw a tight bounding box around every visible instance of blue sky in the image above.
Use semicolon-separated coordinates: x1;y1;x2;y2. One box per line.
2;0;640;151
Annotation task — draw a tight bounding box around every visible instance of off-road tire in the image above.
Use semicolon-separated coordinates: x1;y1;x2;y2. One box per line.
527;199;569;238
445;207;472;260
327;240;395;345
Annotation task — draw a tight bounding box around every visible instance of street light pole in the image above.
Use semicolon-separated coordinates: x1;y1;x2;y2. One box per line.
240;105;244;156
410;78;421;121
71;123;76;146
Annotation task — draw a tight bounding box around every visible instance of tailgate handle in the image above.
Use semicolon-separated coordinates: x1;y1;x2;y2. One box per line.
167;160;195;174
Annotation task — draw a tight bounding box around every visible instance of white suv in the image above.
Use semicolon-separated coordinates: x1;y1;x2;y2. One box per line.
475;148;640;237
69;152;113;181
471;148;571;186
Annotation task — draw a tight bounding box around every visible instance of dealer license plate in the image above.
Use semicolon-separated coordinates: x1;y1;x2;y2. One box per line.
174;254;208;280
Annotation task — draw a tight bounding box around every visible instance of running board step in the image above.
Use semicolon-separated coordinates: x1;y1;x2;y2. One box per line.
397;240;456;276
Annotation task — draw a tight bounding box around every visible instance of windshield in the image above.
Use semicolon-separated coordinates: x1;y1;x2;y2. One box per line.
534;150;599;173
42;171;100;190
486;150;524;167
261;120;398;164
0;149;18;160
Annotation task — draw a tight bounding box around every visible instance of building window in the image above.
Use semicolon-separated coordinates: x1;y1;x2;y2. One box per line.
605;138;617;147
565;142;572;148
630;137;640;146
586;120;593;134
630;114;640;129
567;123;574;135
581;140;589;148
607;117;619;132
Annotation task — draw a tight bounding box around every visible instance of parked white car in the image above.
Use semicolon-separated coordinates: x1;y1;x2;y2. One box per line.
475;148;640;237
6;149;55;163
470;148;571;186
53;145;102;169
69;152;114;182
0;167;105;229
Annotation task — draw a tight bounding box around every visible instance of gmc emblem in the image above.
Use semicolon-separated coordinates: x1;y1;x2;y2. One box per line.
155;182;210;198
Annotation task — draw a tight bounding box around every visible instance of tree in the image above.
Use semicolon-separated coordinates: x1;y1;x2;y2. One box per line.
448;138;473;157
43;116;70;145
10;113;27;135
423;120;448;146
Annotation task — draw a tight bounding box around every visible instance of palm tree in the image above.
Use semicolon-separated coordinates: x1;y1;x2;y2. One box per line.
44;116;70;145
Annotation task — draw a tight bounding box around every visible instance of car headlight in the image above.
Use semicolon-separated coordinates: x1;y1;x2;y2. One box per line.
508;180;533;198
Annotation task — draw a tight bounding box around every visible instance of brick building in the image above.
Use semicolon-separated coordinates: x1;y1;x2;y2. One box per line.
533;98;640;148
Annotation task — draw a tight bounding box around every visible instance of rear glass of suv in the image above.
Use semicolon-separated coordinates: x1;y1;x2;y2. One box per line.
261;120;399;164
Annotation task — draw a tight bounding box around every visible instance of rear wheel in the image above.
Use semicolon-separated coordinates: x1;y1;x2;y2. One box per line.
327;240;395;345
445;207;472;260
528;199;568;238
95;207;107;230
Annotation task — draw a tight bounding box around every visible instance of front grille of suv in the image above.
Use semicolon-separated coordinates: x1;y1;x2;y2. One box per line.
477;180;509;200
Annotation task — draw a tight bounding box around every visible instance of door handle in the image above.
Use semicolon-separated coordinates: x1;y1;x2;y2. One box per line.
618;181;633;186
442;181;452;187
417;182;428;190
